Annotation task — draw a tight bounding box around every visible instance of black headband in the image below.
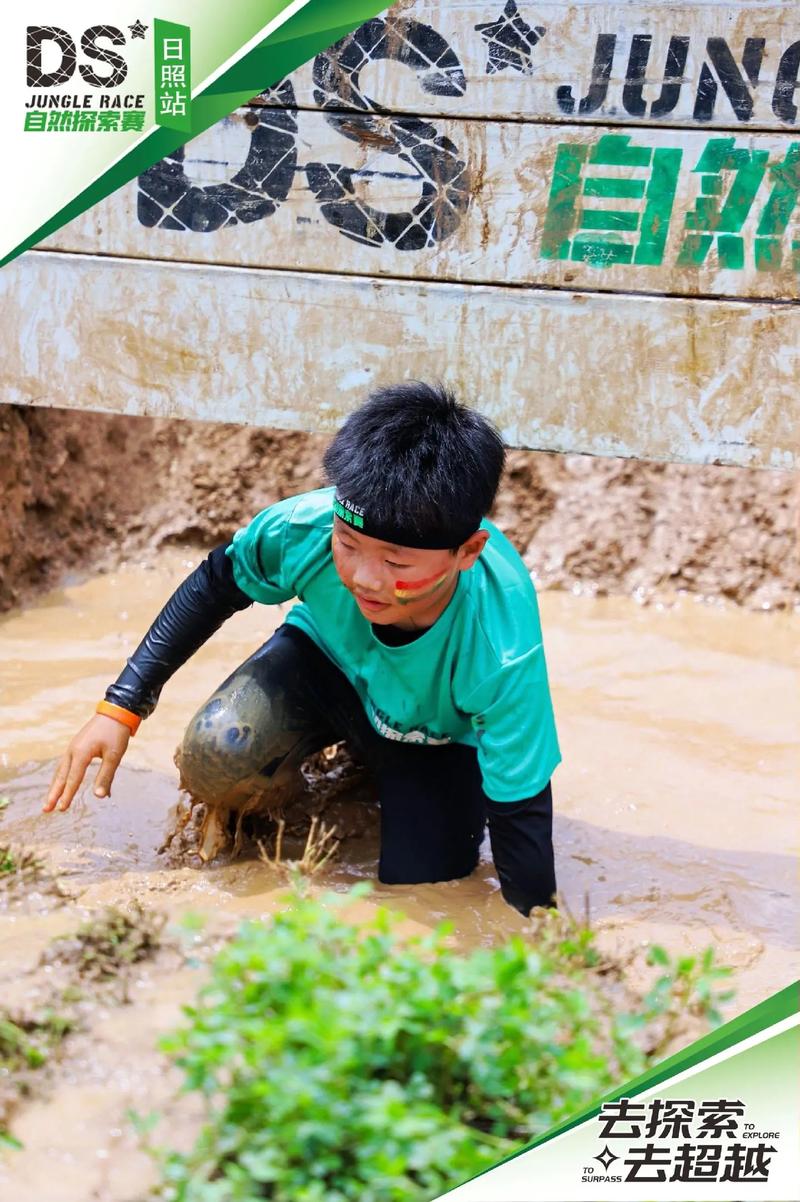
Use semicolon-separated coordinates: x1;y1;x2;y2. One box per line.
333;494;478;550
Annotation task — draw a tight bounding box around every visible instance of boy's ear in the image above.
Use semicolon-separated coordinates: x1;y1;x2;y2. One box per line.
456;529;490;569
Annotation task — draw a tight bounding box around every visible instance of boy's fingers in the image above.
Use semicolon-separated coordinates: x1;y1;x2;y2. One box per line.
93;749;122;798
43;753;71;812
55;752;93;812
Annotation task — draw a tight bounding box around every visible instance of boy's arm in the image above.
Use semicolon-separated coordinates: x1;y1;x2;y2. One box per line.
46;495;304;813
485;787;555;916
44;545;252;812
463;647;561;915
106;545;252;717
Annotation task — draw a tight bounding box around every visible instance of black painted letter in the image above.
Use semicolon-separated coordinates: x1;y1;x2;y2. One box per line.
773;40;800;123
622;34;690;119
557;34;616;116
693;37;765;122
138;82;298;232
307;18;470;250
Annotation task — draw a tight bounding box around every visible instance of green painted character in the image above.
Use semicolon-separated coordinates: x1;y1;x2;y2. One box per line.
679;138;769;270
540;133;682;267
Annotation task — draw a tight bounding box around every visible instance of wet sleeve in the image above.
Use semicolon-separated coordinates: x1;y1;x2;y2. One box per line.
485;786;556;916
464;647;561;803
104;544;252;719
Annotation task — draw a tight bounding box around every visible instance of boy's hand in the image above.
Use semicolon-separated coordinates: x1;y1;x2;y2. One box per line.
44;714;131;813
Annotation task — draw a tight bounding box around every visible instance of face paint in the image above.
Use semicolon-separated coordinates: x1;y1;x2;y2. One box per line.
393;569;451;605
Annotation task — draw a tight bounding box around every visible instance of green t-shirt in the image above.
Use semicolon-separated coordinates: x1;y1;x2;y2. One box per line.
226;487;561;802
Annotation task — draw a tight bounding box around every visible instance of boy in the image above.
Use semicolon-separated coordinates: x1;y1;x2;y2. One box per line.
44;383;561;915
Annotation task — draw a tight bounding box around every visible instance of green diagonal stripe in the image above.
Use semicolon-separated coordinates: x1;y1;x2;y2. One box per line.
443;979;799;1195
0;0;388;269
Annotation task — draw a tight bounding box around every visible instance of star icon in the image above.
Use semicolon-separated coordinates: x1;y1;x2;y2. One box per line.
595;1146;619;1172
475;1;546;75
128;19;148;39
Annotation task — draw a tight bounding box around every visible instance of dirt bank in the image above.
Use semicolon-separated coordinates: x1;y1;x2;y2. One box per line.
1;405;797;612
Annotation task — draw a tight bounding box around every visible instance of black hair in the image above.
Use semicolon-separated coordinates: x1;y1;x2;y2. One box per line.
322;381;506;548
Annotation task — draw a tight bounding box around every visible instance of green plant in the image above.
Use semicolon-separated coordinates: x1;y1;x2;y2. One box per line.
0;1008;73;1069
641;945;734;1055
0;1005;76;1142
0;904;169;1150
0;843;46;888
149;888;733;1202
0;1016;47;1071
42;903;167;996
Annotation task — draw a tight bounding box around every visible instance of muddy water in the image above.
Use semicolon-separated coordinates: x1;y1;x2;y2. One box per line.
0;552;797;1201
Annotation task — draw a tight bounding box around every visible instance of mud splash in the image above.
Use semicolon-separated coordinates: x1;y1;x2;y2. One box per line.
0;552;797;1200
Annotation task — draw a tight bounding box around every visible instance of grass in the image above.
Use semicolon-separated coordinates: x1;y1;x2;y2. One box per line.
1;903;168;1148
0;1003;77;1147
0;844;48;890
41;903;167;996
144;884;734;1202
257;814;341;880
0;823;67;901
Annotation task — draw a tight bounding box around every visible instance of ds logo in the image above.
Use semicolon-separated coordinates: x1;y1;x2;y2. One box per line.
27;25;129;89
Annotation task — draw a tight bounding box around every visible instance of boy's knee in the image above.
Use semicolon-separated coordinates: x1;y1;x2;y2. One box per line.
177;675;281;803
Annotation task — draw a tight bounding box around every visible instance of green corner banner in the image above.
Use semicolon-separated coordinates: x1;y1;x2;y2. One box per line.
435;981;799;1200
0;2;389;268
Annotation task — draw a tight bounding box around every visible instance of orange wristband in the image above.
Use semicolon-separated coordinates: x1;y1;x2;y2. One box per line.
96;700;142;735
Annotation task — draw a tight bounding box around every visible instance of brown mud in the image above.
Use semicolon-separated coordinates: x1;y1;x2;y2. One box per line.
1;406;797;613
0;401;797;1199
0;552;797;1199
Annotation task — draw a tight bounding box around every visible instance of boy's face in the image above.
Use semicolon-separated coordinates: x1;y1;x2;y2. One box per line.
332;517;488;630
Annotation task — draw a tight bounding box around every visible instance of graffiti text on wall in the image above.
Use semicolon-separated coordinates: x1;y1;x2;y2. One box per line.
542;135;800;271
555;31;799;124
137;11;800;268
139;20;472;248
306;8;800;125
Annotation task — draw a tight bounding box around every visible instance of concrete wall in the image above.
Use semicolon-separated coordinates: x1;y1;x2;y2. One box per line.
2;1;798;467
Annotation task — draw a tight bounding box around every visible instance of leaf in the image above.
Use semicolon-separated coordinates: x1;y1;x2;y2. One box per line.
647;945;670;967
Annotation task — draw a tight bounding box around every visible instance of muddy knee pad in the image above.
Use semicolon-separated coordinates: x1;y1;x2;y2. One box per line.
177;674;299;804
